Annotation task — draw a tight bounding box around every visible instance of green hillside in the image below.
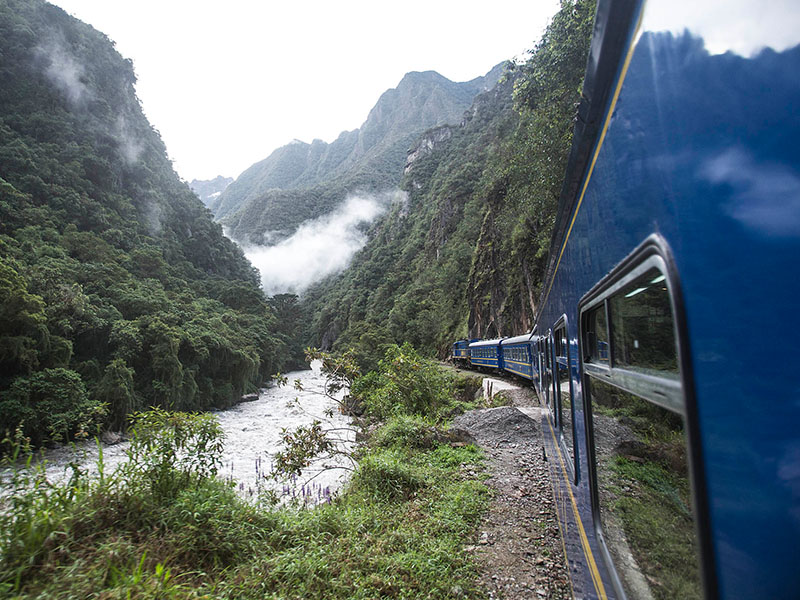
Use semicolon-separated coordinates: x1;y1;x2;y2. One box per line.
0;0;288;444
303;0;596;369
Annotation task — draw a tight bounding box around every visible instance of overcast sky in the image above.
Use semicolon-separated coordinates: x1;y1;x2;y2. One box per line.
50;0;560;182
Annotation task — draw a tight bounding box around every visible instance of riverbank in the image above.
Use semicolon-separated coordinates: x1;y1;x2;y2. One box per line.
0;346;492;598
0;361;353;503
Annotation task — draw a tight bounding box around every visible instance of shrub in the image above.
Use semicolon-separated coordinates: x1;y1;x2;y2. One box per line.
120;408;224;500
350;449;425;502
451;373;482;403
371;415;448;450
351;343;453;420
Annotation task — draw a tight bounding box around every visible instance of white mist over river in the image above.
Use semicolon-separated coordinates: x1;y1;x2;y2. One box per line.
238;191;405;296
2;362;354;504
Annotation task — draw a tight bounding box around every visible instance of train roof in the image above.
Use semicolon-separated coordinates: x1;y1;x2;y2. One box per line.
500;333;535;345
469;338;504;348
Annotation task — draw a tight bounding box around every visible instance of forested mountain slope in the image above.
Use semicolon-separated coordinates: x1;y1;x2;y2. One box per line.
0;0;289;444
302;0;596;368
216;65;504;244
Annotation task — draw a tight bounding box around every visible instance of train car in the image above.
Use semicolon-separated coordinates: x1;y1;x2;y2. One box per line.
451;339;471;364
468;338;504;371
529;0;800;599
499;333;535;381
452;338;479;365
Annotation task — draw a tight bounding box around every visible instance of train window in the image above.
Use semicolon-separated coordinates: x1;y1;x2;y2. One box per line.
554;323;574;467
587;377;701;599
555;326;568;359
609;268;678;376
543;336;553;411
585;303;610;364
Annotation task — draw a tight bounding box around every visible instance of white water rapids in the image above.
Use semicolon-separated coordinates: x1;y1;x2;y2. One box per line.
1;361;354;505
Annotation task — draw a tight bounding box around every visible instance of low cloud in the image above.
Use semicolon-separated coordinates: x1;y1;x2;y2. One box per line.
241;191;404;296
115;115;144;165
37;32;144;166
37;35;92;108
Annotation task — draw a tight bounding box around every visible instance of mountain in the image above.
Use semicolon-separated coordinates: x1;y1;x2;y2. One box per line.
189;175;233;209
0;0;288;444
301;0;596;368
215;64;505;244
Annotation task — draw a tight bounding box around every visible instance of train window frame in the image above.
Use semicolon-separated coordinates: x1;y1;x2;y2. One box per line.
553;315;579;484
581;256;682;413
578;235;714;600
537;336;544;394
544;330;554;415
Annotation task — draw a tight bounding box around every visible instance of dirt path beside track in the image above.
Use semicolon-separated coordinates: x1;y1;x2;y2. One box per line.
451;381;572;600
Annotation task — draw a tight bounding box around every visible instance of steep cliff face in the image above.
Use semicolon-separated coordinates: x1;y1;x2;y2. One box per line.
301;0;596;365
404;125;454;175
463;0;596;340
465;185;536;340
216;65;504;244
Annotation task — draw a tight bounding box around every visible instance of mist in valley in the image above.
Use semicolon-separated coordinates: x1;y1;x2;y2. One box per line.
240;190;406;296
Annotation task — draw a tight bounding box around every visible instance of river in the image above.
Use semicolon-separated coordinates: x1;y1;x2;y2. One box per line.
1;361;354;505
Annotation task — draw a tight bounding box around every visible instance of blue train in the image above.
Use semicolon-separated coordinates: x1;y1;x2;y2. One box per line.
453;0;800;597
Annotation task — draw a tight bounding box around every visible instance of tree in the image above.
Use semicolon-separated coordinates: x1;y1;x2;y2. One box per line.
0;368;104;446
97;358;138;429
0;258;49;379
271;349;360;481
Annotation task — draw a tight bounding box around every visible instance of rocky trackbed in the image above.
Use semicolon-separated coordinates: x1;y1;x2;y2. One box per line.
451;382;572;600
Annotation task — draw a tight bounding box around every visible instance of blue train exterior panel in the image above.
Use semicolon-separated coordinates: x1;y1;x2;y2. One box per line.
532;0;800;598
452;340;470;362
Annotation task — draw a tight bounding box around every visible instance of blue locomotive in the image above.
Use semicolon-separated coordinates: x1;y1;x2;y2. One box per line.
451;338;479;365
454;0;800;597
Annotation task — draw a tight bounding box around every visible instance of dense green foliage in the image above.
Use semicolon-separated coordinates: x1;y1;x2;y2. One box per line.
352;343;480;420
303;0;595;362
1;356;490;599
0;0;287;443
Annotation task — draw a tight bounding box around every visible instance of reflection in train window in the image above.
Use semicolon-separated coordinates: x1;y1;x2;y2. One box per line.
555;325;568;359
554;324;573;460
588;378;701;599
543;337;553;410
585;303;610;364
609;268;678;375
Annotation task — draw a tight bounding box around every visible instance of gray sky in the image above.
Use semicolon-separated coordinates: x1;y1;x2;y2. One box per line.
50;0;560;182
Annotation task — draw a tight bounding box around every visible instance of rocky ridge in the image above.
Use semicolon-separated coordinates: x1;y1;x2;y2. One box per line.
215;65;505;244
